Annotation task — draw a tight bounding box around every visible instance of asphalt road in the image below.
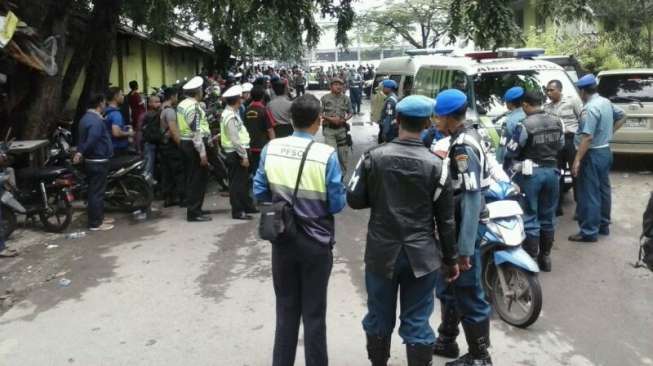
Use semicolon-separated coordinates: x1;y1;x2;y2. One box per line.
0;91;651;366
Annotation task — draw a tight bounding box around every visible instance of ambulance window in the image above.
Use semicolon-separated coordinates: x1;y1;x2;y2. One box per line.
415;67;436;97
403;76;414;96
389;75;402;84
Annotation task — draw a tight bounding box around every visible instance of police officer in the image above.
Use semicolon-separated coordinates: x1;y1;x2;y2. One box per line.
254;94;346;366
569;74;626;242
506;91;564;272
379;79;399;142
496;86;527;171
348;95;459;366
432;89;493;366
177;76;212;222
348;68;364;115
321;78;353;176
221;85;257;220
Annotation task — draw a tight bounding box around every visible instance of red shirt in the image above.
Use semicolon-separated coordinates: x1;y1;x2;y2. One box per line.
128;91;146;129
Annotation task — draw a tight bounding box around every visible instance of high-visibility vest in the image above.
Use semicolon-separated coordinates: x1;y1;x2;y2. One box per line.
177;98;210;138
220;107;251;150
264;136;335;244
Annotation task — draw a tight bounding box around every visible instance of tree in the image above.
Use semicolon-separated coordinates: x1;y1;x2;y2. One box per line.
358;0;451;49
447;0;523;50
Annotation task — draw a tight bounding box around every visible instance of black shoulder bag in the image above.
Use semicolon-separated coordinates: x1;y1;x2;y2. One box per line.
258;140;315;242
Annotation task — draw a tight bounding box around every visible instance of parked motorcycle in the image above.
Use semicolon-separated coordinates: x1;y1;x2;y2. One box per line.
47;127;153;212
1;140;75;239
480;181;543;328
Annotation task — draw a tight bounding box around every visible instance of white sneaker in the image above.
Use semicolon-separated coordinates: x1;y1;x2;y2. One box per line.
103;217;115;224
90;223;114;231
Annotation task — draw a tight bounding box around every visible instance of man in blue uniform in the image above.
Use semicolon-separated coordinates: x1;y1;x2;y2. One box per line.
379;79;399;142
432;89;493;366
569;74;626;242
348;95;459;366
496;86;526;171
506;91;564;271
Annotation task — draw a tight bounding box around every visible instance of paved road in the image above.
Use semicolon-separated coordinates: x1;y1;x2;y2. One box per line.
0;91;651;365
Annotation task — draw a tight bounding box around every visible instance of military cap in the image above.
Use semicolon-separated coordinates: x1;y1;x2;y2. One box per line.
396;95;436;118
576;74;597;89
382;79;398;90
435;89;468;116
504;86;525;103
242;83;253;93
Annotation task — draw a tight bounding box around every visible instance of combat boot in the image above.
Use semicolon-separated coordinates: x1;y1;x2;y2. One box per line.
433;303;460;358
366;334;391;366
445;320;492;366
539;230;555;272
406;343;434;366
522;236;540;259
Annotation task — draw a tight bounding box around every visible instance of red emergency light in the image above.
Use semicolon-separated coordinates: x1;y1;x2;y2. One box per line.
465;51;498;61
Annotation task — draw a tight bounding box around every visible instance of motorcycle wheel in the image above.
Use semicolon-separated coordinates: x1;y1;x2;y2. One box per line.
106;175;153;211
491;264;542;329
1;206;17;240
39;192;73;233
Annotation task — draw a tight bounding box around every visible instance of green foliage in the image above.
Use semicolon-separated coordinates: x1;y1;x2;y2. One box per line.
448;0;523;50
524;27;638;73
358;0;450;49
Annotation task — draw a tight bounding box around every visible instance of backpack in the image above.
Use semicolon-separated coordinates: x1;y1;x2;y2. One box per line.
637;192;653;271
142;110;165;145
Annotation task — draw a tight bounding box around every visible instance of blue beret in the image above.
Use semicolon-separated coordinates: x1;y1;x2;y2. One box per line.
576;74;597;89
435;89;468;116
382;79;398;90
504;86;525;103
270;76;280;82
396;95;436;118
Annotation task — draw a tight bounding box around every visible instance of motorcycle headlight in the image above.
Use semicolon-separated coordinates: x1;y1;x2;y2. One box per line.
49;148;61;157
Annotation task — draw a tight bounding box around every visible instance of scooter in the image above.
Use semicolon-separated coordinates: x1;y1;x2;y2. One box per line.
480;181;543;328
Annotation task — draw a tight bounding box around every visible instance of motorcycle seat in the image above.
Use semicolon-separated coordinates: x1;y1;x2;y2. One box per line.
16;166;69;181
109;155;142;171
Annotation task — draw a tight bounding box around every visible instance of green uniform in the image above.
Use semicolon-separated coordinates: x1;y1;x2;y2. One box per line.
320;92;352;176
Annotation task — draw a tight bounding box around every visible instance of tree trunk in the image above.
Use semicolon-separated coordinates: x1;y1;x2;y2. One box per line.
60;32;94;110
212;38;233;74
73;0;123;133
17;0;72;139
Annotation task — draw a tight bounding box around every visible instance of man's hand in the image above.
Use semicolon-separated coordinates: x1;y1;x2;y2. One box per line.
73;152;82;165
241;158;250;168
200;155;209;167
572;159;581;178
443;264;460;283
458;256;472;272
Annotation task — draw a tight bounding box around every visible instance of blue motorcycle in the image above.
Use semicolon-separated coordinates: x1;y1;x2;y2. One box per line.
480;181;542;328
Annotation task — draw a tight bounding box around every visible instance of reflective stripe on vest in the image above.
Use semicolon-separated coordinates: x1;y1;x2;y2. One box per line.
220;107;251;150
264;136;334;217
177;98;210;137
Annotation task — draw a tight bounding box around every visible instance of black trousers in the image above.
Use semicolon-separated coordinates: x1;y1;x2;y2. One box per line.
558;132;578;206
180;141;209;219
84;160;109;228
159;143;186;203
272;232;333;366
296;85;305;96
275;124;295;139
225;152;255;216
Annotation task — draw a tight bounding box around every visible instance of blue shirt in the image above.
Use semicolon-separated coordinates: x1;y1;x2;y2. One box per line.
78;110;113;160
253;131;346;215
451;138;483;257
497;107;526;164
105;106;129;151
575;94;625;149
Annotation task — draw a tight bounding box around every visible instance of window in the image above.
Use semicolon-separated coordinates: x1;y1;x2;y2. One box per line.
403;76;414;96
598;74;653;103
414;67;437;98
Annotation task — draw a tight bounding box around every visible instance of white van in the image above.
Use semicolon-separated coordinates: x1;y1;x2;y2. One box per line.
372;55;431;98
412;50;580;147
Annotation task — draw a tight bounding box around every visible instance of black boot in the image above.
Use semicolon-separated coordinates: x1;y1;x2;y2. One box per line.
366;334;391;366
539;230;554;272
406;343;434;366
522;235;540;259
445;321;492;366
434;303;460;358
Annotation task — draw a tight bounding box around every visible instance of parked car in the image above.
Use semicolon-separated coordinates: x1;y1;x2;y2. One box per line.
597;69;653;155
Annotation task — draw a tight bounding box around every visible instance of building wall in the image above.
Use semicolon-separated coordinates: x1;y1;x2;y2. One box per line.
63;35;210;112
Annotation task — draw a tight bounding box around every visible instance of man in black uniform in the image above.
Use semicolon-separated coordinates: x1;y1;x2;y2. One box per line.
348;95;459;366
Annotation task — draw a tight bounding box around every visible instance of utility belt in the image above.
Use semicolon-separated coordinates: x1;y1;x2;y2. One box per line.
512;159;557;175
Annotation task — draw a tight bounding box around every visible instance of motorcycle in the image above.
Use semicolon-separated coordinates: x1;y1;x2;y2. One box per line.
480;181;543;328
48;127;153;212
1;140;76;239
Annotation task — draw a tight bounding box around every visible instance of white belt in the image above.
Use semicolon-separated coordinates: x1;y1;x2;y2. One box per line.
591;144;610;149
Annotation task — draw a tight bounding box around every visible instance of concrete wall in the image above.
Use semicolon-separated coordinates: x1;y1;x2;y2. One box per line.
63;35;210;112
